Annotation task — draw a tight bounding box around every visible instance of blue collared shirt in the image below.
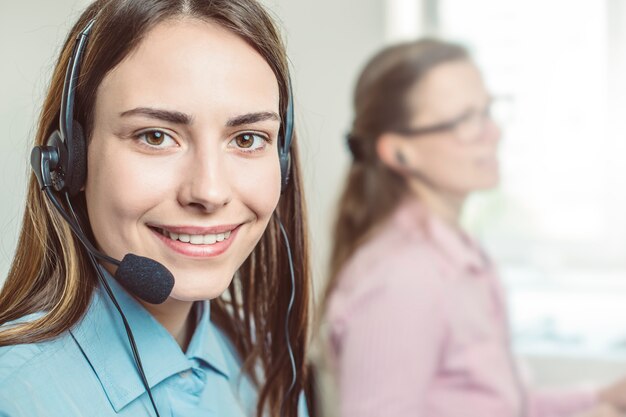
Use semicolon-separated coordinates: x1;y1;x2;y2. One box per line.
0;270;307;416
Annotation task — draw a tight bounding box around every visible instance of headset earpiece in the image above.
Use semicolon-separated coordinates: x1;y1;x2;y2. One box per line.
41;122;86;196
30;145;59;191
32;18;93;197
279;80;295;193
67;122;87;196
45;130;67;191
279;151;291;192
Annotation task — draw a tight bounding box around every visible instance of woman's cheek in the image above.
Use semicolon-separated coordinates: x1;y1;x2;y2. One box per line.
232;156;282;214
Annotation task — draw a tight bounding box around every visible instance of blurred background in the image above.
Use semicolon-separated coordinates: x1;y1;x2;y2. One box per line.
1;0;626;388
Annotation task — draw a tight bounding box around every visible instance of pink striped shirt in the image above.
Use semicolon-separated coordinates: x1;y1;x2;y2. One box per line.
325;199;597;417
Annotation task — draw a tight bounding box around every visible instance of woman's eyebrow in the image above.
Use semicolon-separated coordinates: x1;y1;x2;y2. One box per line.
119;107;192;125
119;108;280;128
226;111;280;127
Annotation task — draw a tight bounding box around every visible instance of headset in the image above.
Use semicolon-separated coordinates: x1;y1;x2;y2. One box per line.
30;17;298;417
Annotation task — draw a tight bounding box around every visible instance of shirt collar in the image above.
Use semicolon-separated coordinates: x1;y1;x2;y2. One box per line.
186;300;230;379
393;198;488;273
70;266;230;411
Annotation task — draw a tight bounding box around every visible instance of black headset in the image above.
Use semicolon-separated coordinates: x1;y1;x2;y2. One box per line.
30;17;298;417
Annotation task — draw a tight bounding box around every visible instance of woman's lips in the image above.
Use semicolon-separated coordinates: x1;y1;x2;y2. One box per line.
150;224;240;258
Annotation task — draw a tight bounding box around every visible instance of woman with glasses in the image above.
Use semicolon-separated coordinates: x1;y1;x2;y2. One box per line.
319;39;626;417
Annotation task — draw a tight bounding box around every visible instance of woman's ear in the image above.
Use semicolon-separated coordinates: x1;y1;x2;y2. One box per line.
376;132;419;174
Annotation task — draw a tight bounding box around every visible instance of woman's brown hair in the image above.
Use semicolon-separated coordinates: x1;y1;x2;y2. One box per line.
322;39;468;309
0;1;310;416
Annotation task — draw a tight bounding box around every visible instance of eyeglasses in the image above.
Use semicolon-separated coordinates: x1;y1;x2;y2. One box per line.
393;96;513;144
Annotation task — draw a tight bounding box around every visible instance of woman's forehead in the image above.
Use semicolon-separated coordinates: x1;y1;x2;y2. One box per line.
96;18;280;121
409;61;487;121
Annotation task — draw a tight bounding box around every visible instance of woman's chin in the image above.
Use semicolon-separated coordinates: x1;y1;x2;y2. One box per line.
167;278;234;302
479;176;500;190
473;167;500;190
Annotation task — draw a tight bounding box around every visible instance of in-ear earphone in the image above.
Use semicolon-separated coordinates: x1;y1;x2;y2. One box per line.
396;150;407;165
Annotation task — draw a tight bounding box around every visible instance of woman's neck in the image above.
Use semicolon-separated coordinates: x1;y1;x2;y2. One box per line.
408;180;466;227
140;298;196;351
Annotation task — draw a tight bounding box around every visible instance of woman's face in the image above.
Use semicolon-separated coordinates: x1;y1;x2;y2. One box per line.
85;18;282;301
401;60;500;196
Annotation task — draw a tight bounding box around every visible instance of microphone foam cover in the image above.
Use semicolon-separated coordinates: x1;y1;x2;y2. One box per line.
115;254;175;304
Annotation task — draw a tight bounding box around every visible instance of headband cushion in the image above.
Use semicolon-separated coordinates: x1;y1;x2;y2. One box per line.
67;121;87;196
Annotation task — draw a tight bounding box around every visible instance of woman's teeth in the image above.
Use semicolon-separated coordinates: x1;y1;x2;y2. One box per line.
160;229;232;245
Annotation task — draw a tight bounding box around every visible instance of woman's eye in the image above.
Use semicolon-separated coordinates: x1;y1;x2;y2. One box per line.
136;130;177;148
230;133;268;152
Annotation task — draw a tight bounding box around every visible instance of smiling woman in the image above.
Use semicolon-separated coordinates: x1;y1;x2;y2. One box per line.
0;1;310;417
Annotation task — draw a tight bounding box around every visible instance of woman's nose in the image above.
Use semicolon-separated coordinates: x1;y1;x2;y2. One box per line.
177;150;233;212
